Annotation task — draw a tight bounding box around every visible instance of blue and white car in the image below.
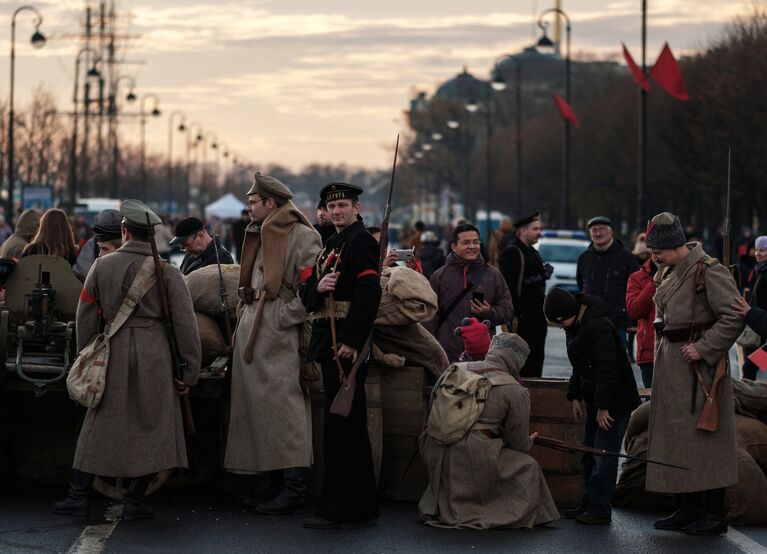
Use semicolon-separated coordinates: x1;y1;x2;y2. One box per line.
534;231;590;294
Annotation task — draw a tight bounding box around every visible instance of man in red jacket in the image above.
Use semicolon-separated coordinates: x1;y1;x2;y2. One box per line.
625;257;658;387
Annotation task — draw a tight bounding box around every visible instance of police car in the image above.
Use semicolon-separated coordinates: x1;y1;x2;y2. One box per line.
534;230;590;294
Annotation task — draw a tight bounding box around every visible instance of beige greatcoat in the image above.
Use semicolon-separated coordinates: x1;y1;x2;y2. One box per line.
73;241;201;477
418;364;559;529
223;223;321;473
647;243;744;493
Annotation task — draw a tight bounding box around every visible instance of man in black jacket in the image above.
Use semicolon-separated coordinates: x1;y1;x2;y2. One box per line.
544;287;640;525
576;216;638;346
171;217;233;275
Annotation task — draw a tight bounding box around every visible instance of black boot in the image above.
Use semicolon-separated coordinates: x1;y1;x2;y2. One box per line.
53;469;94;517
241;470;283;507
255;467;307;515
122;474;155;521
654;492;703;531
683;488;728;536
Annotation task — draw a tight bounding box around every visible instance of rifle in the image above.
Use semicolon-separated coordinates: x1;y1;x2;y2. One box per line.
212;235;232;347
146;214;195;434
723;148;738;281
533;435;690;470
329;134;399;417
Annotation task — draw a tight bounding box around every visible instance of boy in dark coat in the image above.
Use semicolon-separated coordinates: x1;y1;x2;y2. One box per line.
544;287;641;525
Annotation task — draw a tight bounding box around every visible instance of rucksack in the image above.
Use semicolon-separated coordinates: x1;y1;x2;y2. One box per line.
66;257;157;408
426;362;516;444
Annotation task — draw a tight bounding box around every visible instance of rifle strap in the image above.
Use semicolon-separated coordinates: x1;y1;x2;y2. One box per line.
106;257;157;338
688;261;711;413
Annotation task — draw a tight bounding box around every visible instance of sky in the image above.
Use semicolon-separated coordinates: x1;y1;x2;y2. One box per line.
0;0;758;171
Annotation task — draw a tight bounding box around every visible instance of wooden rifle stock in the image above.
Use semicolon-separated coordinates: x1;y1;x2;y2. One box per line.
146;215;195;434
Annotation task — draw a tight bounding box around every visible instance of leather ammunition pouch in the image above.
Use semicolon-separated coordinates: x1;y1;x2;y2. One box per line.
312;299;351;321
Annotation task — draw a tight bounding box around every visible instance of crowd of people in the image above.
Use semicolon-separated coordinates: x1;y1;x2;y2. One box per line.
0;177;764;537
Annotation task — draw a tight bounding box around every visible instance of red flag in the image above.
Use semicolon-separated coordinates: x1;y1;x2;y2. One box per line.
650;43;689;100
748;346;767;371
622;43;650;92
552;93;580;128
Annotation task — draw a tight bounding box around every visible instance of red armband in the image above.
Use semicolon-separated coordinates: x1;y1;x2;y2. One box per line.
299;265;313;284
357;269;378;279
79;288;97;305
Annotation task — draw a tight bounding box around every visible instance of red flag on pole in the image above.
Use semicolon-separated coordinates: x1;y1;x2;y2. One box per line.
622;43;650;92
748;345;767;371
552;93;580;128
649;43;690;100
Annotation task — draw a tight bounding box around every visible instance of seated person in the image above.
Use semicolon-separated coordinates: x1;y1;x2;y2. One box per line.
21;208;78;265
418;333;559;529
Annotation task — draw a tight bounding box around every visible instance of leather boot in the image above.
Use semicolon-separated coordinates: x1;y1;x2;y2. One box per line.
241;470;283;507
255;467;307;515
122;474;155;521
683;488;728;536
53;469;94;517
654;492;703;531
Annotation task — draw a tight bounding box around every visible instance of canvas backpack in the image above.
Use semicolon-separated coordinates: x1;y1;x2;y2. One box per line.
66;257;157;408
427;362;516;444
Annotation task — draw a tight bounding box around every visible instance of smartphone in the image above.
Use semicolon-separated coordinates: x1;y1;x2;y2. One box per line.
394;248;414;262
472;291;485;303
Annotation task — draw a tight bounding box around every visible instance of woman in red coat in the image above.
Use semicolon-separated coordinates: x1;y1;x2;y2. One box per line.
626;258;658;387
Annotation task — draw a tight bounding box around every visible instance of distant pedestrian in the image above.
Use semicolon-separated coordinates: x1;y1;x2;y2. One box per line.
21;209;78;265
416;231;445;279
738;235;767;380
0;209;39;259
626;257;658;387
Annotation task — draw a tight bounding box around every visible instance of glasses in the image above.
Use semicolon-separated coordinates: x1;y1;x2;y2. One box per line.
457;240;481;246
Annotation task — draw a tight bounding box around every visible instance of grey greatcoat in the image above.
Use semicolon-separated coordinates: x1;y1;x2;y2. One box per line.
73;241;201;477
419;364;558;529
224;224;321;473
647;243;744;493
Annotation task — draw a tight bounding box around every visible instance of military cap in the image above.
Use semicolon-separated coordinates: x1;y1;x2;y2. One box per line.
246;172;293;201
645;212;686;250
320;182;363;204
587;215;612;228
92;209;123;239
513;211;540;229
170;217;205;247
120;199;162;229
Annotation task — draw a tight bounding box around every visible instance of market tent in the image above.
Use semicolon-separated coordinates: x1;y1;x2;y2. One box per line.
205;193;245;219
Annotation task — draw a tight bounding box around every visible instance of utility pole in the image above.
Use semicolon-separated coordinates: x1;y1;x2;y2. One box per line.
81;6;93;199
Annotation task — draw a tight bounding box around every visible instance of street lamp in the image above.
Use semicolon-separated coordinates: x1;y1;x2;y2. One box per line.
108;75;136;197
139;94;161;200
538;7;572;228
69;47;101;210
492;53;524;215
7;5;45;222
464;90;496;242
166;110;186;213
183;122;203;216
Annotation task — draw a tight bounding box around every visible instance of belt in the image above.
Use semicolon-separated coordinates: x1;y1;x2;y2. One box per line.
659;321;715;343
312;300;351;321
478;429;501;439
238;284;296;305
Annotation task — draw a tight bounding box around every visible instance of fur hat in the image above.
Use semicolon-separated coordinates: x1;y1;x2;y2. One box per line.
645;212;686;250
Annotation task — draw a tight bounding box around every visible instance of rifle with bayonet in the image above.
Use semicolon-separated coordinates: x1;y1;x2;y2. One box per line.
723;148;739;282
329;134;399;417
533;435;690;470
212;235;233;347
146;214;196;435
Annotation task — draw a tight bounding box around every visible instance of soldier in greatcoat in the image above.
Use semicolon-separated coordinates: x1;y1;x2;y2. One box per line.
645;212;744;536
300;182;382;529
53;200;201;520
223;173;321;514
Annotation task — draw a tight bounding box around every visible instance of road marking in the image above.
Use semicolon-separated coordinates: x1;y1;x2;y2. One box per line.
726;528;767;554
66;504;122;554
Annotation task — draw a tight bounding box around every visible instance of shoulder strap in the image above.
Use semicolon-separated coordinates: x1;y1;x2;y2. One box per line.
510;246;525;296
437;264;489;330
107;256;158;338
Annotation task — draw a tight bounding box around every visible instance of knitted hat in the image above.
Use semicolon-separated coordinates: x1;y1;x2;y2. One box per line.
645;212;686;250
454;317;491;358
486;333;530;376
544;287;578;323
756;236;767;250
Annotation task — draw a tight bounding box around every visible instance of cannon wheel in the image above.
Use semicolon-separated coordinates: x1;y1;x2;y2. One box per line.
0;310;8;366
92;469;172;500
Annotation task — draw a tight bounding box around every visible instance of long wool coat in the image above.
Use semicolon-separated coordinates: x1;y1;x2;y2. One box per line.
646;243;744;493
73;241;201;478
224;224;321;473
418;369;559;529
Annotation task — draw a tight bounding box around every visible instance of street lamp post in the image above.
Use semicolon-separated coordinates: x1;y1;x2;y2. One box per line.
7;5;45;221
69;48;101;210
465;92;495;243
492;53;523;215
139;94;161;200
167;111;186;213
109;75;136;198
184;122;203;215
205;131;219;188
538;8;572;228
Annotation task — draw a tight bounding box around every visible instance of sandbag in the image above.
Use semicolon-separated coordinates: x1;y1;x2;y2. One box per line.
733;379;767;423
196;312;227;367
625;401;651;446
373;323;448;379
184;264;240;319
727;449;767;525
613;430;674;512
735;414;767;474
376;266;437;326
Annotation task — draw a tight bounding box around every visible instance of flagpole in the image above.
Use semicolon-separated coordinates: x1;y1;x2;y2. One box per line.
636;0;648;232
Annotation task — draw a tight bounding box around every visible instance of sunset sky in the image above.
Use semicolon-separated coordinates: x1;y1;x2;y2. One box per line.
0;0;755;170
